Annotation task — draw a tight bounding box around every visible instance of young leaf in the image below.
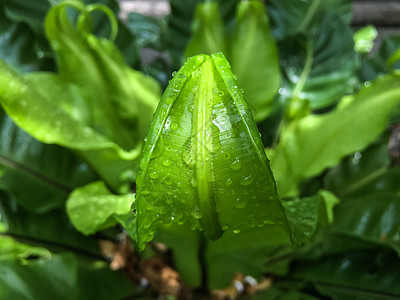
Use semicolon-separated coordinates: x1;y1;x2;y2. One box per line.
136;53;290;249
66;181;134;235
184;2;228;58
271;74;400;197
230;1;281;121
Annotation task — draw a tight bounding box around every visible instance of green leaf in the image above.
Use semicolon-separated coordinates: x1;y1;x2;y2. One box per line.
0;6;44;73
287;249;400;299
0;64;143;192
359;35;400;82
136;53;290;249
206;225;290;289
267;0;353;40
184;2;228;58
278;11;357;111
0;110;97;212
324;142;400;198
0;195;100;258
331;193;400;256
0;252;139;300
353;25;378;54
284;190;339;244
230;1;281;121
66;181;134;235
270;74;400;197
155;223;201;287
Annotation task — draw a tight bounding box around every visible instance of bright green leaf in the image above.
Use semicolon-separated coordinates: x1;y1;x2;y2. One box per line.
184;2;228;58
66;181;134;235
230;1;281;121
271;74;400;197
136;53;290;249
354;25;378;54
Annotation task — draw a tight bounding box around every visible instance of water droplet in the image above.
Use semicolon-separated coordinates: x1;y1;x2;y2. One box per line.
141;187;150;195
364;81;371;88
229;158;241;171
222;224;229;230
162;159;172;167
224;153;231;159
171;122;179;131
164;176;172;185
171;71;177;77
139;159;146;170
240;175;254;186
150;171;159;179
235;199;247;209
233;228;241;234
191;210;202;219
225;178;232;186
219;91;225;96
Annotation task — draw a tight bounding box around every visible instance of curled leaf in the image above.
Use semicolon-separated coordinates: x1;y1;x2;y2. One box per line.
136;53;290;249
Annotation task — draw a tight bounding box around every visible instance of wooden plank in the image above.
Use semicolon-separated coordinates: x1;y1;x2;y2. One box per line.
353;1;400;26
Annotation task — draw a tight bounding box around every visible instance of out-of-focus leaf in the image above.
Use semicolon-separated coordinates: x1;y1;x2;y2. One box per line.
66;181;134;235
278;12;357;111
0;7;43;73
324;142;400;198
0;252;140;300
206;225;290;289
155;223;201;287
354;25;378;54
0;64;142;192
0;111;96;212
0;195;100;258
331;193;400;256
360;35;400;82
288;249;400;300
230;1;281;121
267;0;353;40
126;12;165;49
184;2;228;58
284;190;339;245
166;0;238;68
270;74;400;197
136;53;290;249
4;0;139;67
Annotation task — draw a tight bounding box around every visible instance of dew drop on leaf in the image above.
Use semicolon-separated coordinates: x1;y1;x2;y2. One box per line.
229;158;242;170
240;174;254;186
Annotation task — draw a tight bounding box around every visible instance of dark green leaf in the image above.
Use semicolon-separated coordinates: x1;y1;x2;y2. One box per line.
155;223;201;287
324;142;400;198
0;110;96;212
267;0;353;40
284;190;339;245
206;225;289;289
0;195;100;258
278;12;357;111
287;249;400;300
331;193;400;255
0;252;139;300
359;35;400;82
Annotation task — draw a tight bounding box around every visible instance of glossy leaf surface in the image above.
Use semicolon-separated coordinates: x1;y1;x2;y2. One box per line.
136;53;289;249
